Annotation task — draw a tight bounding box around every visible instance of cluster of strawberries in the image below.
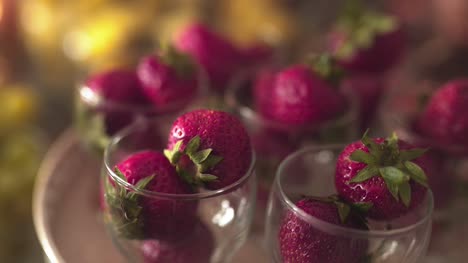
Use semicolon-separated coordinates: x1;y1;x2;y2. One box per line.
103;109;253;262
84;1;468;262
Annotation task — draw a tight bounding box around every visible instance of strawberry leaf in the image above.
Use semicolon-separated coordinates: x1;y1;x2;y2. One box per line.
352;202;373;213
121;199;142;221
106;169;146;239
400;148;428;161
161;44;196;78
173;140;183;152
335;201;351;224
361;129;380;154
135;175;154;191
190;149;212;164
199;155;223;173
163;149;172;160
127;175;154;201
185;136;201;155
177;166;195;185
114;167;128;196
198;173;218;182
172;151;183;164
350;165;378;183
379;166;406;185
380;167;406;201
309;53;345;86
336;0;397;60
386;132;399;153
383;176;400;201
399;181;411;207
83;113;110;151
404;161;429;188
114;167;127;182
350;150;376;164
164;140;184;165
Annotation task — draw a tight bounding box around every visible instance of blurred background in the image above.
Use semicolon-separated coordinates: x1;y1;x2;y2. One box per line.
1;0;468;262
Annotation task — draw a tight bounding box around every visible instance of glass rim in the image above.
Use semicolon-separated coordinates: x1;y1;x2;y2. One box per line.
103;119;257;200
275;144;434;238
77;68;209;114
224;70;359;133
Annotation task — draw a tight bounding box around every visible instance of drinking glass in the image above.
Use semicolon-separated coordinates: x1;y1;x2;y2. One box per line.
225;71;359;231
75;69;207;154
265;145;433;263
101;119;256;263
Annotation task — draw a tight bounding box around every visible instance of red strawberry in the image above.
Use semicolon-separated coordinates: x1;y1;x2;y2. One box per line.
105;150;197;240
253;68;276;113
137;49;198;112
254;60;347;127
173;23;244;93
340;74;384;132
328;1;405;73
279;197;368;263
416;79;468;154
85;69;147;105
81;69;150;137
141;220;214;263
335;132;429;220
165;109;252;190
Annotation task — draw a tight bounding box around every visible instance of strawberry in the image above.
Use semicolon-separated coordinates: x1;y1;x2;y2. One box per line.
328;0;405;73
335;132;429;220
85;69;147;105
141;220;214;263
416;79;468;155
165;109;253;190
79;69;151;139
105;150;197;240
279;196;368;263
253;68;276;114
254;56;347;128
340;74;384;132
137;48;198;112
173;23;268;93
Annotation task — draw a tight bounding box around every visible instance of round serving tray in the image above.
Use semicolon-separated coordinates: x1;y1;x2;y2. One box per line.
33;129;269;263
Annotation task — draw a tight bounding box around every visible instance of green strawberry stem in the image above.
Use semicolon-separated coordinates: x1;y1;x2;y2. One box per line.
334;0;398;59
307;53;346;87
160;43;195;78
104;167;154;239
349;130;429;207
75;99;110;152
164;136;223;187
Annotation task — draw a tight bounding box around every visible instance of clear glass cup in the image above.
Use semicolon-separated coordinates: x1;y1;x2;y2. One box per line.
265;145;434;263
377;38;468;207
378;40;468;260
225;70;359;231
378;78;458;208
101;119;257;263
75;68;208;154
